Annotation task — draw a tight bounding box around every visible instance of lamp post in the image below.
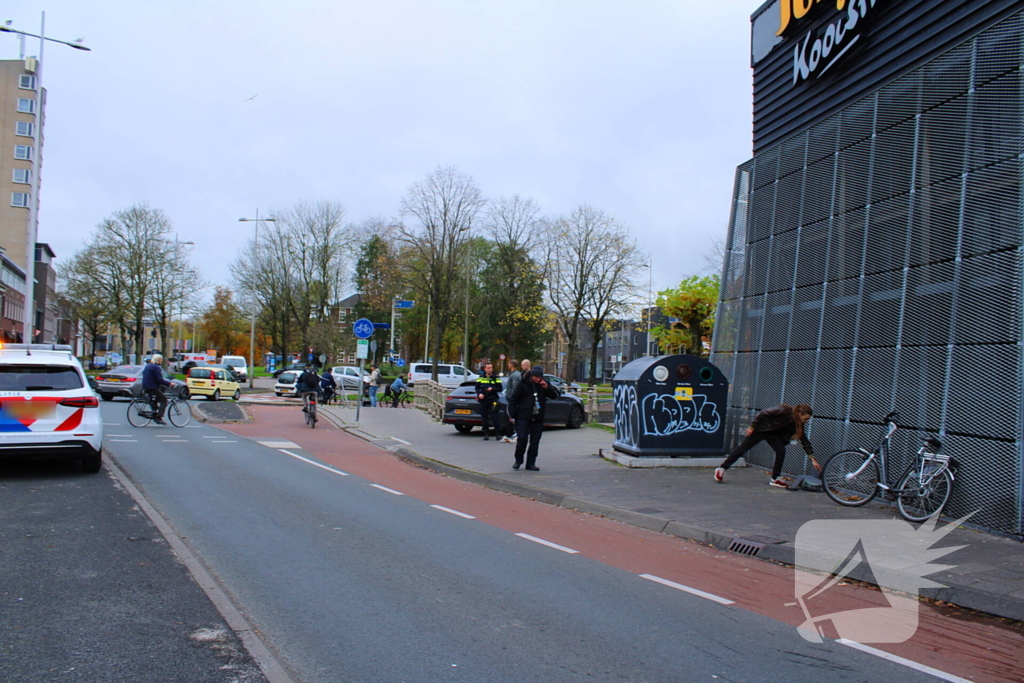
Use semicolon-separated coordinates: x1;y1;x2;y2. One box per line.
640;258;653;356
238;211;276;388
1;16;89;343
169;234;194;364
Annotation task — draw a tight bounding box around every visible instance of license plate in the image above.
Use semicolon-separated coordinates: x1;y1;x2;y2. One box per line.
4;401;56;419
454;409;472;415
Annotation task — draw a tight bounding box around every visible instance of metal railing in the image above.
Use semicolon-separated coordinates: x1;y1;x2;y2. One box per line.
412;380;447;422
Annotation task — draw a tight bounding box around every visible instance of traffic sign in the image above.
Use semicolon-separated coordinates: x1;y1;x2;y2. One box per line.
356;339;369;359
499;354;506;360
393;300;415;309
353;318;374;339
396;359;405;367
370;341;378;353
372;322;391;329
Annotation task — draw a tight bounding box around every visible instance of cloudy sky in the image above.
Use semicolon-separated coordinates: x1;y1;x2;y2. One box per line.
6;0;756;301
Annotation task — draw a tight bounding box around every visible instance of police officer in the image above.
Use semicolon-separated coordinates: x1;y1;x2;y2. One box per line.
474;362;502;441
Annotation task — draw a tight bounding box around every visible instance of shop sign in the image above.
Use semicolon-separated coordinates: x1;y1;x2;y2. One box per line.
789;0;889;86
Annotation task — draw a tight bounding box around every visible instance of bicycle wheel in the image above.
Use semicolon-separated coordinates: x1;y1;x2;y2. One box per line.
400;393;412;408
126;399;152;428
896;468;953;522
309;403;317;428
379;395;393;408
823;450;880;506
167;399;192;427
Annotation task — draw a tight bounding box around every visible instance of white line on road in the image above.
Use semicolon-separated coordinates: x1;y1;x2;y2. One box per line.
210;440;237;443
259;441;300;449
837;640;971;683
430;505;476;519
515;533;579;554
160;440;188;443
639;574;735;605
371;484;405;496
390;437;411;445
277;449;349;477
107;434;132;437
103;423;122;426
109;439;138;442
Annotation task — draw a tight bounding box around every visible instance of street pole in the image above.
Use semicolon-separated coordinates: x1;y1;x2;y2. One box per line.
239;211;276;388
423;301;431;362
646;255;653;356
389;299;396;364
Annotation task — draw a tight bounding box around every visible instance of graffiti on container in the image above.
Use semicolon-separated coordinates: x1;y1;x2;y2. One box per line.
613;384;641;446
614;385;722;445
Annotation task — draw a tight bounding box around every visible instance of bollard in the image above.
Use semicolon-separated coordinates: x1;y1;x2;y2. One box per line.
588;386;598;423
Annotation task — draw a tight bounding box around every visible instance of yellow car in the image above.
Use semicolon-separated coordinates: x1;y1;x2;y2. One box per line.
186;367;241;401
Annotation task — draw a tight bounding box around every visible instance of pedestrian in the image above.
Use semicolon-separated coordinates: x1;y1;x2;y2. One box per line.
319;367;337;404
141;353;171;425
475;362;502;440
390;374;406;408
500;359;521;442
507;365;559;470
367;364;380;407
714;403;821;487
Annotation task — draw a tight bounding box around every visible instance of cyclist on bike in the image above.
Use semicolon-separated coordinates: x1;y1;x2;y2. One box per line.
319;367;337;404
296;365;320;417
389;375;406;408
141;353;171;425
714;403;821;487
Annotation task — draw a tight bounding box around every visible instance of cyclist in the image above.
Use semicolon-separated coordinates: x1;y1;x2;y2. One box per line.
141;353;171;425
296;365;320;418
714;403;821;487
389;375;407;408
319;367;337;404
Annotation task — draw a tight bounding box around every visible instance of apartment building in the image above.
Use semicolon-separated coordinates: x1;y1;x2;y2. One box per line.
0;58;41;279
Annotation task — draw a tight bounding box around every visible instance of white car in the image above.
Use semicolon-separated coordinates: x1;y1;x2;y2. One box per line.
407;363;478;388
0;344;103;472
274;371;300;397
221;355;248;381
331;366;367;390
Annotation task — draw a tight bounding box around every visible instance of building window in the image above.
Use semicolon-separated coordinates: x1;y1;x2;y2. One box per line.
15;121;33;137
19;74;36;90
16;98;35;114
11;192;30;208
14;145;32;160
12;169;29;184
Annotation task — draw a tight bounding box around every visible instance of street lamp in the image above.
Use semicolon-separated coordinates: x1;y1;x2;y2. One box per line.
1;15;90;342
169;235;194;363
640;259;653;356
238;211;276;388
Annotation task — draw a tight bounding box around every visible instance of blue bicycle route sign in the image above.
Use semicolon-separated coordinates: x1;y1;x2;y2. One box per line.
353;318;374;339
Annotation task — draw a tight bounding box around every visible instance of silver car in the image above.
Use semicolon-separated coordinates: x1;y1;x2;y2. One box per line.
95;364;187;401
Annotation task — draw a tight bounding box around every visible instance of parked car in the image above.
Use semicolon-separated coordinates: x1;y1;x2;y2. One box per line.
95;365;188;402
181;359;212;374
221;355;248;381
274;371;301;397
331;366;367;390
272;363;307;379
0;343;103;472
186;367;241;401
407;363;479;388
442;378;586;434
206;363;242;382
544;374;582;394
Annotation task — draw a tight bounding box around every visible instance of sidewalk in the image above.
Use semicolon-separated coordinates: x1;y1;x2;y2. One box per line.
320;404;1024;623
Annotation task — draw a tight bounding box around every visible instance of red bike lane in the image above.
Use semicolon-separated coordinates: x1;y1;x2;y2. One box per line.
218;405;1023;683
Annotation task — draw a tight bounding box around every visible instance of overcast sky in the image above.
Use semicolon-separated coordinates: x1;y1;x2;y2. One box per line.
6;0;756;302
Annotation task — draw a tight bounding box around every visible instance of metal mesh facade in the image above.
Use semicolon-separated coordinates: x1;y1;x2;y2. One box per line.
712;12;1024;536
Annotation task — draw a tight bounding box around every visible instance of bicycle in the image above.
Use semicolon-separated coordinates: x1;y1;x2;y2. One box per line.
127;392;192;428
379;388;413;408
303;391;317;428
821;411;958;522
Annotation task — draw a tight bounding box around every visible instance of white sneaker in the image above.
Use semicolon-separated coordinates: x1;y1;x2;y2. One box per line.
500;436;511;443
714;467;724;483
769;477;788;488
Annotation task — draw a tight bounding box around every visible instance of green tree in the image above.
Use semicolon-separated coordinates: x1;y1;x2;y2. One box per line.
200;287;245;356
651;275;720;357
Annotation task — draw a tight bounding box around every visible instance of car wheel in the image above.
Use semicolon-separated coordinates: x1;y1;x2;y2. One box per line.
567;405;584;429
275;392;282;397
100;393;113;402
212;389;221;401
232;388;241;401
180;388;190;400
80;449;102;473
454;424;473;434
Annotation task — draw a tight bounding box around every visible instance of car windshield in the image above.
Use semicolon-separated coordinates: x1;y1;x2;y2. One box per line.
279;372;297;382
224;359;244;366
0;364;84;391
191;369;213;379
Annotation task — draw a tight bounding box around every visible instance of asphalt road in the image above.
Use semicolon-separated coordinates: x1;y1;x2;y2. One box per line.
95;401;1008;683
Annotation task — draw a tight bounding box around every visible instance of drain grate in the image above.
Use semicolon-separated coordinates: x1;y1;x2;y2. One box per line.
727;538;766;556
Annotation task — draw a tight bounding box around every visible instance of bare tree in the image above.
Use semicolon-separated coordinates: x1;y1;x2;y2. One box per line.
398;166;485;380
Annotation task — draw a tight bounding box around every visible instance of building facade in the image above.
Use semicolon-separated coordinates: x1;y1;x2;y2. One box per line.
0;58;41;279
0;248;25;342
711;1;1024;536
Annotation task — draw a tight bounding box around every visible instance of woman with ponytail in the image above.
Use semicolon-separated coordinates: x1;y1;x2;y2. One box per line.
714;404;821;487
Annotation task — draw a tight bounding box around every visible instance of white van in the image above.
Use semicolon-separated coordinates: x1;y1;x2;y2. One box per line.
221;355;249;381
407;363;478;388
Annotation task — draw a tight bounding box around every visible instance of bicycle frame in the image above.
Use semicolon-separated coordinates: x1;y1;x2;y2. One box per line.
851;420;951;496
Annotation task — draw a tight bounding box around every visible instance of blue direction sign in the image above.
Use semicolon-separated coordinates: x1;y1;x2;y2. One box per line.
353;318;374;339
396;359;406;367
393;300;415;309
373;323;391;329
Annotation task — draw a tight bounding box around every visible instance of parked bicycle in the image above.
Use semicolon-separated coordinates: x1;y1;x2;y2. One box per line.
379;387;413;408
304;391;318;428
821;411;958;522
127;392;192;428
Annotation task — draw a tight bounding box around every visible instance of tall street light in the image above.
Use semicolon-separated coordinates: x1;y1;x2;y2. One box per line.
239;211;276;388
1;15;90;342
170;234;194;361
640;258;653;356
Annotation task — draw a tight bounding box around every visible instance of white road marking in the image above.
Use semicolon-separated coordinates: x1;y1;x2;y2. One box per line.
109;439;138;443
160;440;188;443
107;434;133;437
515;533;579;554
209;440;237;443
259;441;300;449
371;484;405;496
103;423;122;426
390;437;411;445
202;436;227;438
837;640;971;683
277;449;349;477
185;425;202;429
639;574;735;605
430;505;476;519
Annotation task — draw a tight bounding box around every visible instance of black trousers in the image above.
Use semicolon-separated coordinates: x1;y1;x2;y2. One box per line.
146;387;167;419
480;401;498;437
720;427;791;479
513;419;544;467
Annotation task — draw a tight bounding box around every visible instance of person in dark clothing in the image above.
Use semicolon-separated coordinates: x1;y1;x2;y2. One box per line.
500;360;521;443
714;403;820;487
297;365;320;416
507;365;559;471
319;368;337;404
141;353;171;425
474;362;502;441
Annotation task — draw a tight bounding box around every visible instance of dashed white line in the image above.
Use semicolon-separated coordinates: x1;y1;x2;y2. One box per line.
103;423;122;426
107;434;132;437
639;574;734;605
109;439;138;443
371;484;405;496
209;440;237;443
277;449;349;477
515;533;579;554
430;505;476;519
837;640;971;683
160;440;188;443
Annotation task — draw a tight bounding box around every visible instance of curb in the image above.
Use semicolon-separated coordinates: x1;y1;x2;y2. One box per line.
327;414;1024;623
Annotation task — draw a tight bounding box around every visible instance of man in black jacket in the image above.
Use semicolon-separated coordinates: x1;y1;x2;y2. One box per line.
474;362;502;441
507;365;559;471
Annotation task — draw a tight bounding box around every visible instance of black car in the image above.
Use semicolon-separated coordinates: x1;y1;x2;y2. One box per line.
442;379;586;434
272;363;307;378
207;363;243;382
95;365;188;401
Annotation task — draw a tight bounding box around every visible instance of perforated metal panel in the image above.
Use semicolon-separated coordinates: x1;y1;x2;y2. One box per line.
711;12;1024;536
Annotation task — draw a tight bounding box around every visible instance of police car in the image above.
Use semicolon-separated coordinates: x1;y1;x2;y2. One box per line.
0;344;103;472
